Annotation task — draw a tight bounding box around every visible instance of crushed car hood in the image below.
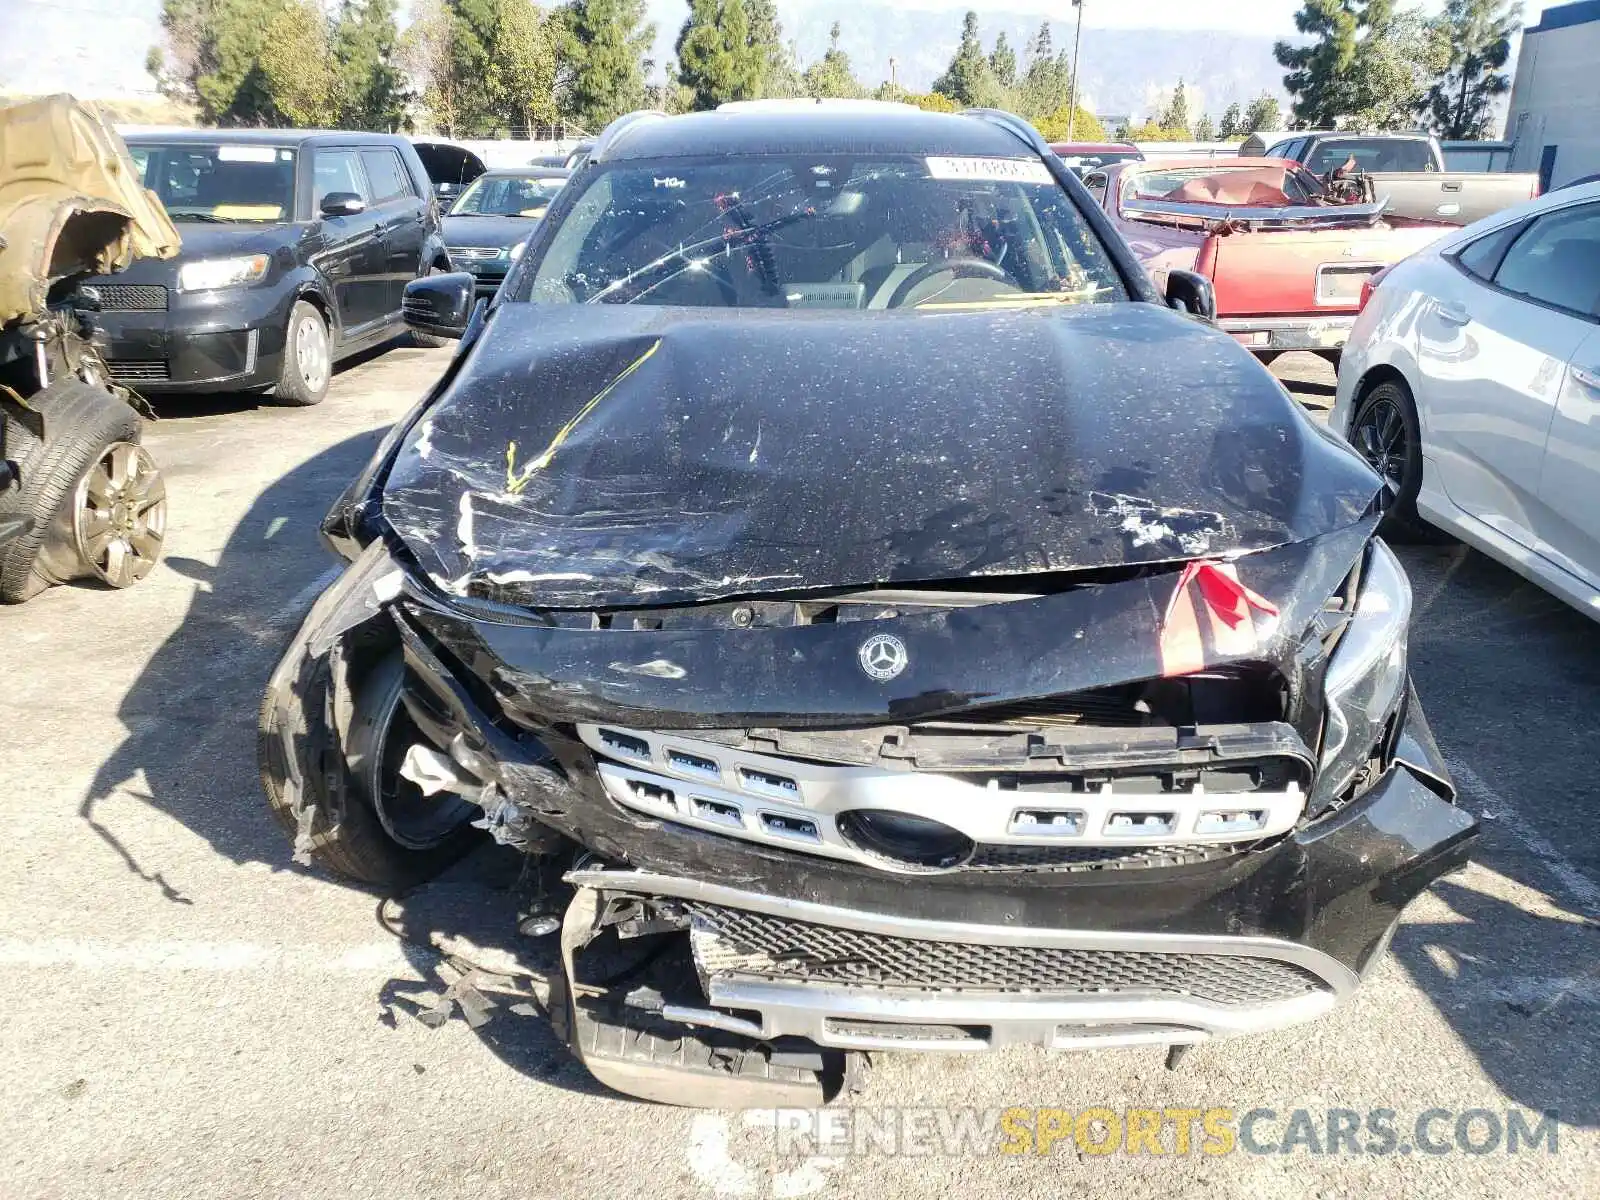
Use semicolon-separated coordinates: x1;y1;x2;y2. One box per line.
381;302;1381;608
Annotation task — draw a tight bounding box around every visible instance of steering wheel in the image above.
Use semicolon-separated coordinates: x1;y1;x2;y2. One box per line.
887;257;1014;308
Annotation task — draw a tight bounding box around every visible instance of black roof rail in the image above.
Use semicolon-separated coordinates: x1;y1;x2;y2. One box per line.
591;110;671;164
961;108;1052;160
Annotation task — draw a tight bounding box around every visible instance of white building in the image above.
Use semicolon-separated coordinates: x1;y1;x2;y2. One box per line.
1506;1;1600;187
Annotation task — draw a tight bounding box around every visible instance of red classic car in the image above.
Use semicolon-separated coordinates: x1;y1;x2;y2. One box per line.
1083;157;1451;362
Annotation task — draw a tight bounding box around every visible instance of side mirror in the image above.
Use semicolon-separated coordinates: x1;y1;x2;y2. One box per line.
402;272;475;341
320;191;366;217
1165;269;1217;322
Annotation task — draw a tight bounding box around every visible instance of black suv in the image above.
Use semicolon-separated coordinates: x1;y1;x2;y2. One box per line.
80;130;450;406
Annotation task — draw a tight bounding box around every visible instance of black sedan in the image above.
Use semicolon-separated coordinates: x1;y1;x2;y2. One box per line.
441;168;569;298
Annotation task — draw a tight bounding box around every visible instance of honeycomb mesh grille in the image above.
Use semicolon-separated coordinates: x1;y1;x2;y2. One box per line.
90;284;168;311
962;842;1241;873
687;903;1324;1006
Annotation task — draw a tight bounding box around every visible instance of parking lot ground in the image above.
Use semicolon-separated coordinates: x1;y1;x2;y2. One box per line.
1;345;1596;1199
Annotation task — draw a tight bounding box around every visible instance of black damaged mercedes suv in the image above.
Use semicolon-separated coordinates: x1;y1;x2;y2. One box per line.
260;101;1476;1106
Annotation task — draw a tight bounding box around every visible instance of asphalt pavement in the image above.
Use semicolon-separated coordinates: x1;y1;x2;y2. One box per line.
2;348;1595;1199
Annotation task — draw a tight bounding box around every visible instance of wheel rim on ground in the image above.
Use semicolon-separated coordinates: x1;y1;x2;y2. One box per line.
370;688;476;850
72;441;167;587
294;310;330;393
1353;394;1408;497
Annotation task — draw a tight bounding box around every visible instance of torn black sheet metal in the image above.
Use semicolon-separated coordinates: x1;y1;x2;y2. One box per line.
400;519;1374;730
378;302;1383;609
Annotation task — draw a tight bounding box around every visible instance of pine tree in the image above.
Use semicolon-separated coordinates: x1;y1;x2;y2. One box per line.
149;0;278;125
1016;20;1072;121
744;0;792;96
1275;0;1361;127
1219;101;1243;138
677;0;763;109
932;11;999;108
1244;92;1283;132
802;22;866;99
1160;78;1192;135
1194;113;1217;141
988;31;1017;90
1347;6;1450;131
332;0;408;130
559;0;653;131
1422;0;1520;139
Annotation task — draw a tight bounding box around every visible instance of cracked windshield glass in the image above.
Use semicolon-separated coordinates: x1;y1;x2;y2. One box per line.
526;155;1128;309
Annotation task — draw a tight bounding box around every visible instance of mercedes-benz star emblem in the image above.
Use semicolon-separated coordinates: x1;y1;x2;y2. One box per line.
858;633;908;682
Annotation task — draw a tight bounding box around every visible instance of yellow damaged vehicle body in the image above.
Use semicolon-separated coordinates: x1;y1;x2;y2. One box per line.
0;95;177;602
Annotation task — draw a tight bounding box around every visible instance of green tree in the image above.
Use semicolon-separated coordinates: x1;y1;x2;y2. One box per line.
1194;112;1217;140
1422;0;1520;138
258;0;338;125
988;31;1017;89
149;0;275;125
1347;6;1450;130
558;0;652;131
1034;104;1106;142
1015;21;1073;121
677;0;763;109
490;0;558;134
744;0;798;96
1275;0;1361;127
1159;78;1192;135
332;0;408;130
933;11;1001;108
802;22;866;99
1245;92;1283;132
1218;101;1243;138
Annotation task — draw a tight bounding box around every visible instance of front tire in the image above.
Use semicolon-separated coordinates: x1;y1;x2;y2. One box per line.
1350;377;1440;542
0;379;162;603
275;300;332;406
258;648;480;887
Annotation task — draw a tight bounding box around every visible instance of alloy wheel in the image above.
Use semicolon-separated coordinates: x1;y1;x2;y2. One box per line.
1353;395;1408;497
73;441;167;587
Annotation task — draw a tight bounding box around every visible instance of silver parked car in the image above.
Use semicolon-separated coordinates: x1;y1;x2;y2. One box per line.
1332;181;1600;619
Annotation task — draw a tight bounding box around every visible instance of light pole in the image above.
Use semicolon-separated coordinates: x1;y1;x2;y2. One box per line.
1067;0;1085;142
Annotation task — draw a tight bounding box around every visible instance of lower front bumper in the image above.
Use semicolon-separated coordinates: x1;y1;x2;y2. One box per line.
1221;315;1356;353
567;867;1351;1053
86;286;295;392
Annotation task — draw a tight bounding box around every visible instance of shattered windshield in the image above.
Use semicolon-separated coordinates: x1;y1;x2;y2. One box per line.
451;174;567;216
128;143;297;223
523;155;1128;309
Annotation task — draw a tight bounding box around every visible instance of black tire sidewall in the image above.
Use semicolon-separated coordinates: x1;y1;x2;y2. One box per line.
275;300;331;406
1353;379;1434;540
0;379;144;602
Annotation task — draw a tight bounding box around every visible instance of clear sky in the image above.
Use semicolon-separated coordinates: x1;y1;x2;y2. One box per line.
871;0;1557;33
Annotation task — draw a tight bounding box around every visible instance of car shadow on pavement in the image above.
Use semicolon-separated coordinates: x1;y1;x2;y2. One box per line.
1391;539;1600;1129
79;423;628;1098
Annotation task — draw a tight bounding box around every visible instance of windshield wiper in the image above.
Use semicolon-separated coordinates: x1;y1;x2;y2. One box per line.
171;212;238;223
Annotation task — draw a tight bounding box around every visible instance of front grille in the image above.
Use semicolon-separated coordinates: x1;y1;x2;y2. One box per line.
88;283;168;311
448;245;503;262
106;360;169;382
688;904;1323;1006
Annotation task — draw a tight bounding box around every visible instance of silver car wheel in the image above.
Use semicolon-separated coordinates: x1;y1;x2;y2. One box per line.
73;441;167;587
293;310;330;394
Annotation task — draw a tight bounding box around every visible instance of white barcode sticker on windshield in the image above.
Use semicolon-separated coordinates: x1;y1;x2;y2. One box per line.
216;145;280;163
926;156;1054;184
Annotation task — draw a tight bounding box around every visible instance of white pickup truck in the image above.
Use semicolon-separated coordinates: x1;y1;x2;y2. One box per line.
1240;131;1542;225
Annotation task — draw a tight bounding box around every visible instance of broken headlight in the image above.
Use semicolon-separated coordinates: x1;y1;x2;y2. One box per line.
1315;539;1411;808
